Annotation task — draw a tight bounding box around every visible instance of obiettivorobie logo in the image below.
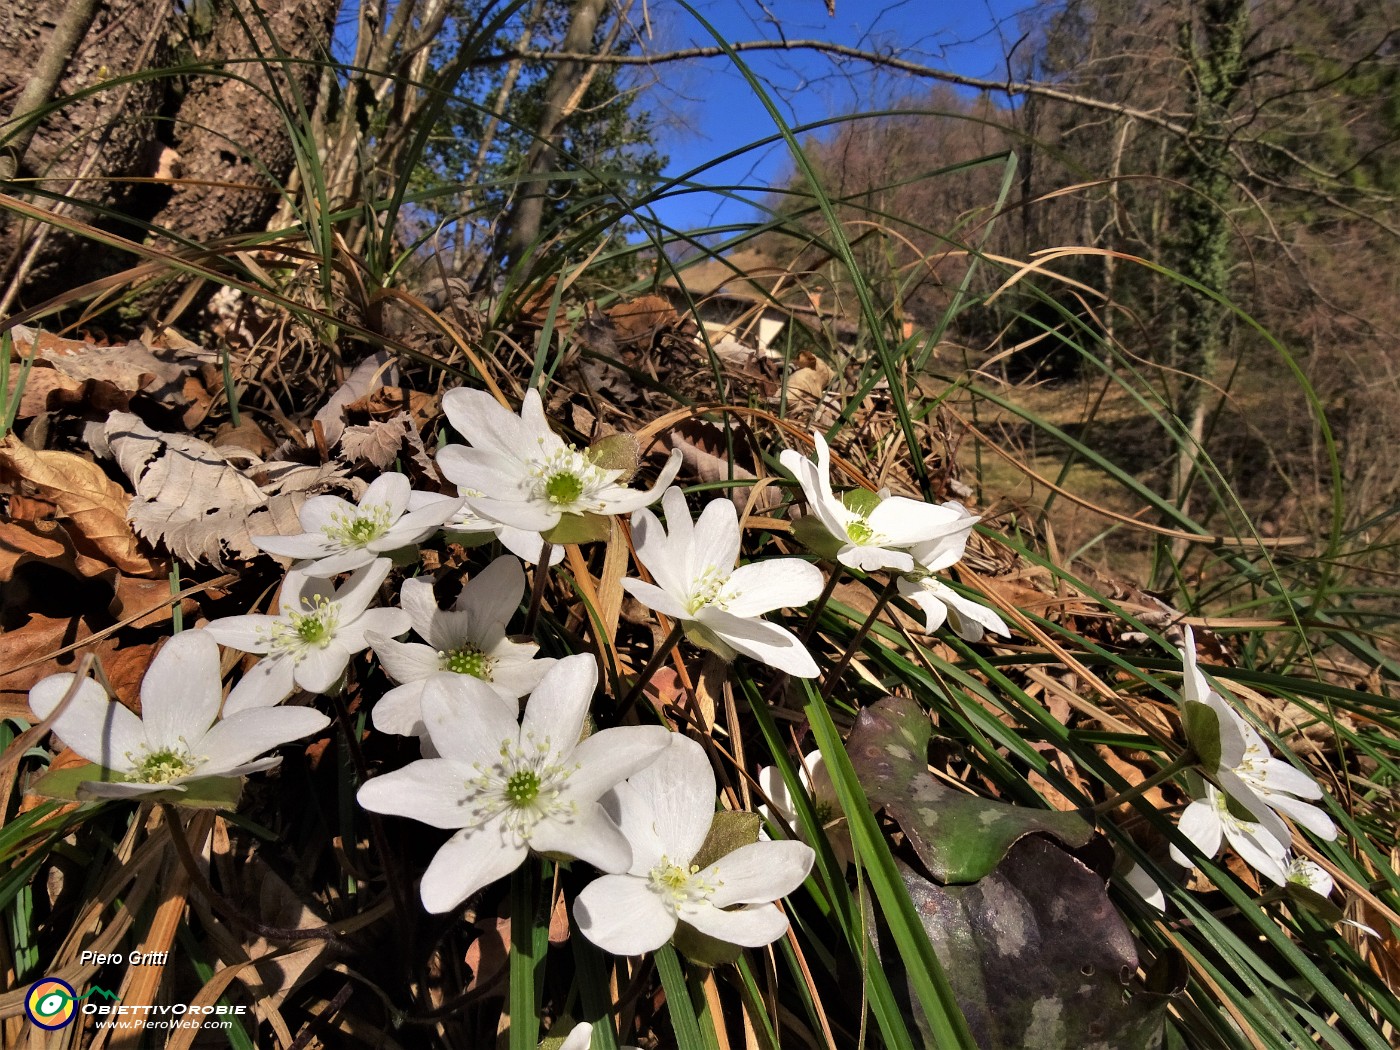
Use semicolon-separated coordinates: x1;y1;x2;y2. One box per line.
24;978;120;1030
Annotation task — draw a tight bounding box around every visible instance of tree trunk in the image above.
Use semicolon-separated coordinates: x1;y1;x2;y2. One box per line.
0;0;171;303
500;0;608;267
150;0;339;245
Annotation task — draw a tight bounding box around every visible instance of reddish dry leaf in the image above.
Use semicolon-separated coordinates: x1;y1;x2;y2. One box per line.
0;614;151;730
0;434;162;577
0;517;114;581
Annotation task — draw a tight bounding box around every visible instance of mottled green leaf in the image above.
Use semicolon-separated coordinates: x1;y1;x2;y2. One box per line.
587;433;641;480
848;695;1092;883
791;514;843;560
1183;700;1222;770
543;512;610;545
28;763;243;809
692;811;761;871
842;487;882;518
886;840;1171;1049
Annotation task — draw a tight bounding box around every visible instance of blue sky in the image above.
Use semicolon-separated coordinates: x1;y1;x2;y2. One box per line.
632;0;1030;235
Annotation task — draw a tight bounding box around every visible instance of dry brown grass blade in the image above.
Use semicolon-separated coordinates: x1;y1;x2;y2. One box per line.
563;543;617;674
596;517;628;650
944;405;1309;548
95;810;214;1050
165;957;263;1050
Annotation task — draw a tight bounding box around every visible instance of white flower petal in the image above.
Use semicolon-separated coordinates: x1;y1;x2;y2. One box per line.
1172;799;1223;866
704;840;814;906
292;547;378;579
723;559;824;616
329;560;393;620
357;758;477;829
223;655;297;714
371;680;431;737
202;614;279;654
420;676;522;766
531;801;634;873
297;494;354;533
397;576;441;641
688;495;740;583
457;556;526;639
442;387;541;458
253;533;339;561
1223;819;1289;885
360;471;412;519
940;588;1010;641
292;644;350;694
620;735;716;864
138;631;222;749
469;493;562;533
368;636;441;685
619;578;689;621
838;543;914;574
680;901;790;947
695;610;820;678
337;606;411;653
198;707;330;772
497;524;563;566
867;496;962;546
575;874;678;956
566;726;674;803
419;827;527;913
29;675;141;772
519;655;596;758
1261;791;1337;840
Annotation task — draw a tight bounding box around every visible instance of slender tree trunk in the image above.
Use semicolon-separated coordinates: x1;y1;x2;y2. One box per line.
500;0;608;266
1166;0;1249;566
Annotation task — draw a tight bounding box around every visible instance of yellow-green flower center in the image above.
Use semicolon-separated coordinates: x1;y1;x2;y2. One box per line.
648;854;718;908
504;769;541;807
845;519;875;545
265;595;341;656
323;504;393;548
545;471;585;505
130;745;199;784
441;646;492;679
685;565;730;615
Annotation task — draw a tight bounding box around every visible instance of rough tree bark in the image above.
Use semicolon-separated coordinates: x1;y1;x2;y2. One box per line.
0;0;172;300
149;0;340;245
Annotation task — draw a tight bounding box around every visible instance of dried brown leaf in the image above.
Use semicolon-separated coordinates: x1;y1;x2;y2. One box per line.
0;434;161;576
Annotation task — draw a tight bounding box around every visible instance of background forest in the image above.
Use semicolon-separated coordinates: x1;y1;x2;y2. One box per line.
1;0;1398;1047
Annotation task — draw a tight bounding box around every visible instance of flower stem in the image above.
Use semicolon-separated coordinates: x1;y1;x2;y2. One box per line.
820;576;899;699
523;543;554;635
1093;750;1197;816
614;621;684;723
800;562;842;645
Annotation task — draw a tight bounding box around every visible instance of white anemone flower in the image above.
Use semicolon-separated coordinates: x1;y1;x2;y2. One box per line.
895;507;1010;641
557;1022;639;1050
779;430;971;573
1285;856;1334;897
757;750;852;866
436;387;682;537
357;655;672;914
1171;783;1291;886
1178;627;1335;846
574;735;814;956
27;631;330;799
623;488;824;677
205;560;410;713
252;472;461;577
366;556;557;737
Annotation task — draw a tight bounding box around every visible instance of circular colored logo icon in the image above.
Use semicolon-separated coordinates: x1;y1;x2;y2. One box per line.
25;978;77;1030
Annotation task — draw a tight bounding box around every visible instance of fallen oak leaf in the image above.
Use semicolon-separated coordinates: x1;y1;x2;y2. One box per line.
0;435;162;577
